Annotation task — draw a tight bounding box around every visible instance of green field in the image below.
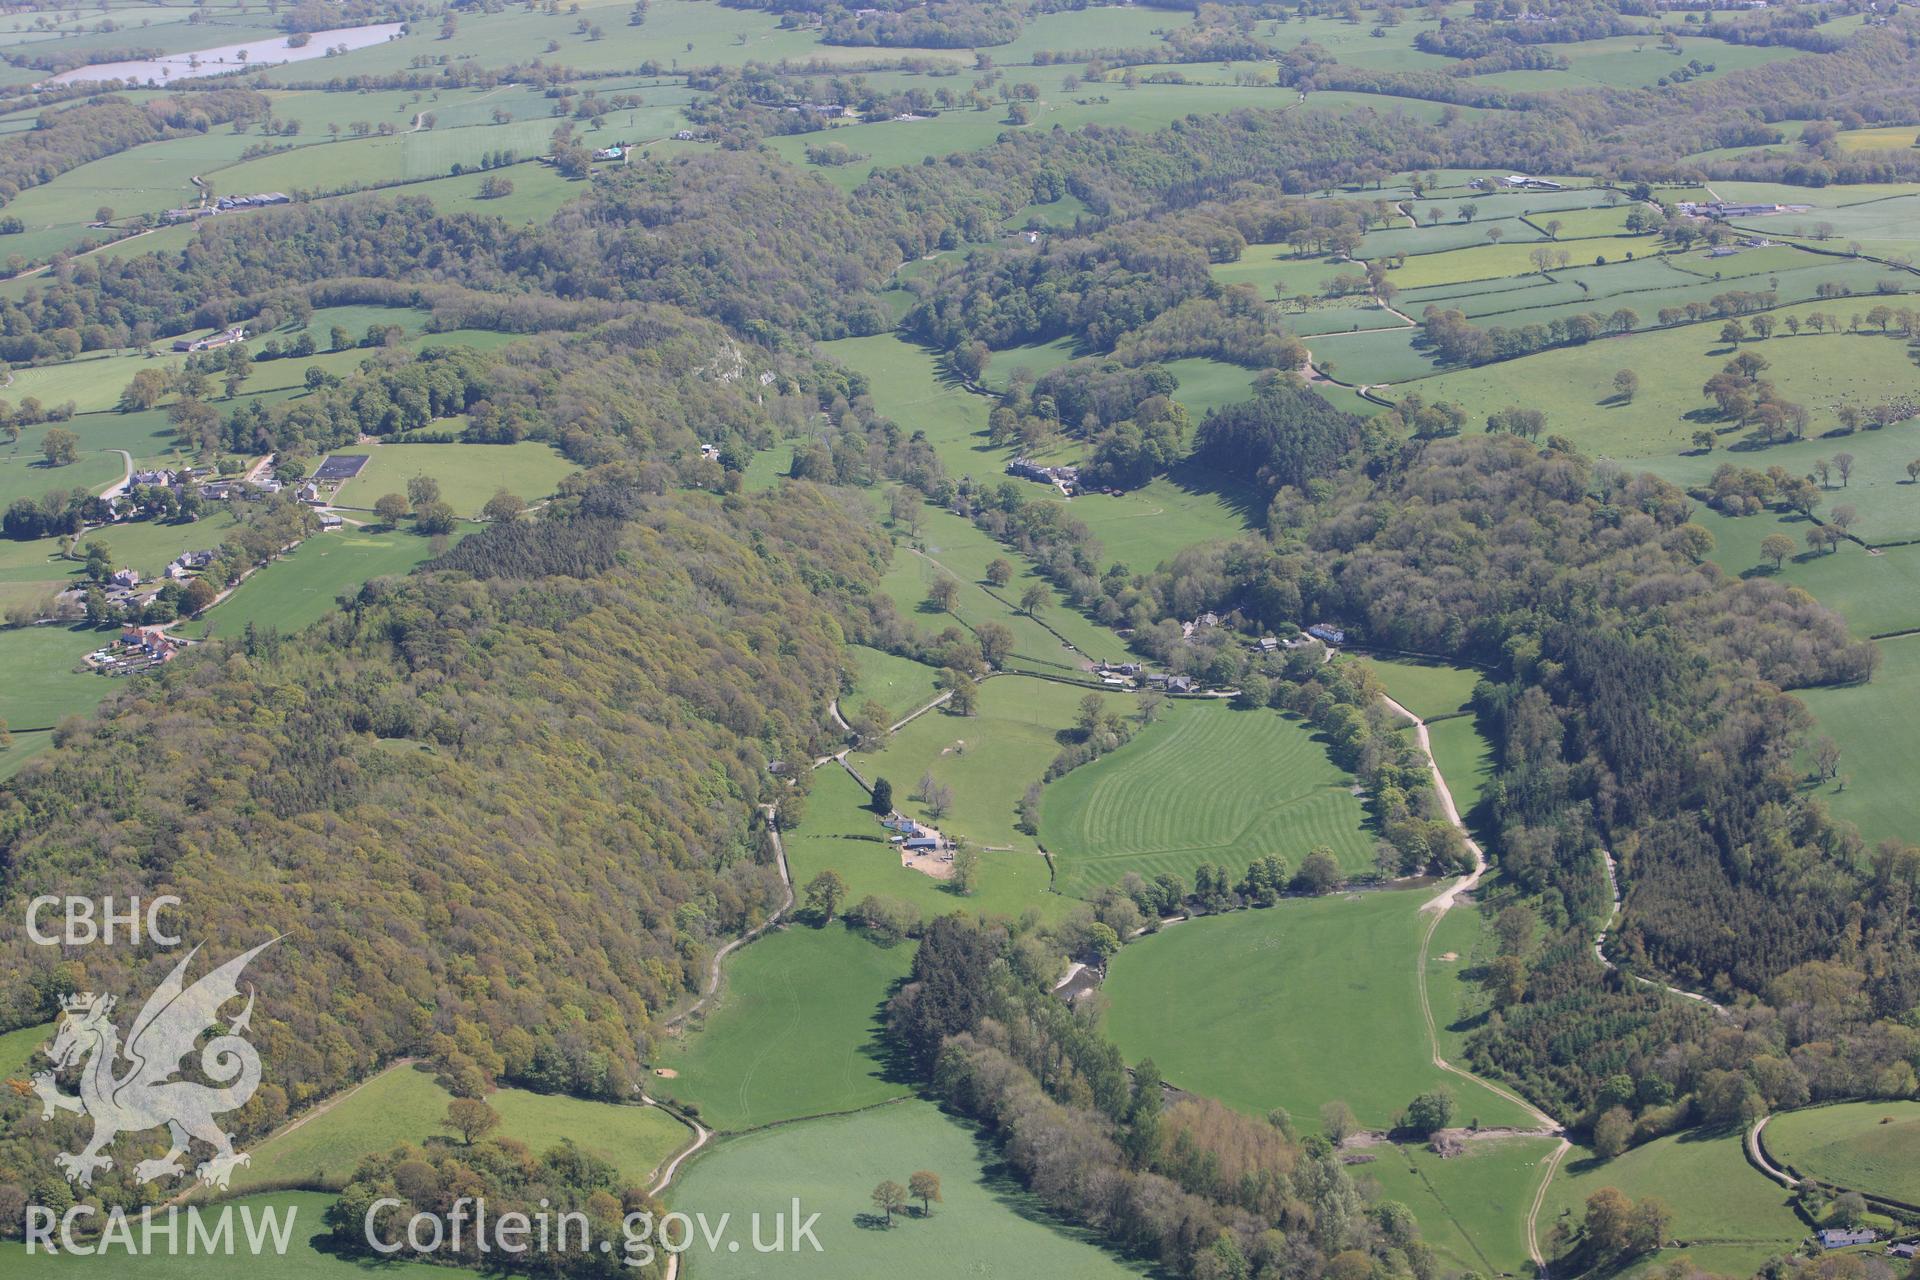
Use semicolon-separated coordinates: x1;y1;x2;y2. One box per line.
179;525;445;641
1041;698;1377;896
843;644;943;726
1413;324;1920;461
864;673;1131;857
0;450;123;508
230;1061;690;1193
1799;637;1920;852
781;749;1064;925
669;1101;1150;1279
1762;1101;1920;1203
0;1019;51;1077
1356;1137;1561;1277
1541;1130;1803;1275
332;441;576;514
1361;655;1483;720
650;924;913;1132
1102;893;1539;1131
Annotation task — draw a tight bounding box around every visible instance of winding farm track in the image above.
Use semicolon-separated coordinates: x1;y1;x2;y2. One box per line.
1380;692;1569;1274
1746;1115;1799;1189
661;806;794;1032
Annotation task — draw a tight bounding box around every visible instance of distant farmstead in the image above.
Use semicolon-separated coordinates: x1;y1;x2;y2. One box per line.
171;325;247;353
1307;623;1346;646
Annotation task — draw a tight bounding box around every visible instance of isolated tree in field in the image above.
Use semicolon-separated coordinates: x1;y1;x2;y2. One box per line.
1813;458;1831;488
804;869;847;923
870;776;893;813
407;475;441;510
482;489;525;523
1137;688;1166;723
984;557;1012;587
41;427;77;466
925;781;954;820
871;1180;907;1227
1019;582;1050;618
1401;1088;1454;1137
1720;319;1744;346
1831;503;1856;533
1319;1100;1359;1145
949;841;979;894
975;621;1013;668
1750;313;1775;341
927;575;959;613
1833;451;1854;486
908;1171;942;1217
373;492;409;526
1908;459;1920;483
442;1097;500;1146
1612;369;1639;403
888;487;922;536
1692;429;1716;453
1760;533;1794;570
1812;737;1842;781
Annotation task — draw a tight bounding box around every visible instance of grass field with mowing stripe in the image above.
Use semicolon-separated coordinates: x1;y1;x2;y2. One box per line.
1102;892;1539;1131
1042;698;1376;896
650;924;913;1132
670;1101;1151;1279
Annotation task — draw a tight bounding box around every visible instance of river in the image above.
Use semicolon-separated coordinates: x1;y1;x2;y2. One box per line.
49;22;405;86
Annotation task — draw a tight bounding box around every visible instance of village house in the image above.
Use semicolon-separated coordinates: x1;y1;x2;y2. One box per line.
108;567;141;589
117;625;183;664
1307;623;1346;646
1007;457;1078;493
1888;1243;1917;1261
1818;1228;1878;1250
130;468;178;487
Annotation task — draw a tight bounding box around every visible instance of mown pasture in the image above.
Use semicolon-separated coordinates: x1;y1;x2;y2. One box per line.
669;1101;1151;1279
649;924;913;1132
1762;1100;1920;1204
1041;697;1377;896
1101;892;1541;1131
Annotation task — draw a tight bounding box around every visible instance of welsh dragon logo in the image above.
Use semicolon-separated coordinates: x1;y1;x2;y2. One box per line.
32;940;275;1190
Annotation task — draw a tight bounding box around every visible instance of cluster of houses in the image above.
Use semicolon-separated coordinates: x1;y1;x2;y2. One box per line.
165;549;216;581
85;625;186;675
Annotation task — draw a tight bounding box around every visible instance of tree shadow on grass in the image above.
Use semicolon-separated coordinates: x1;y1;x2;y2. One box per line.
962;1124;1167;1276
